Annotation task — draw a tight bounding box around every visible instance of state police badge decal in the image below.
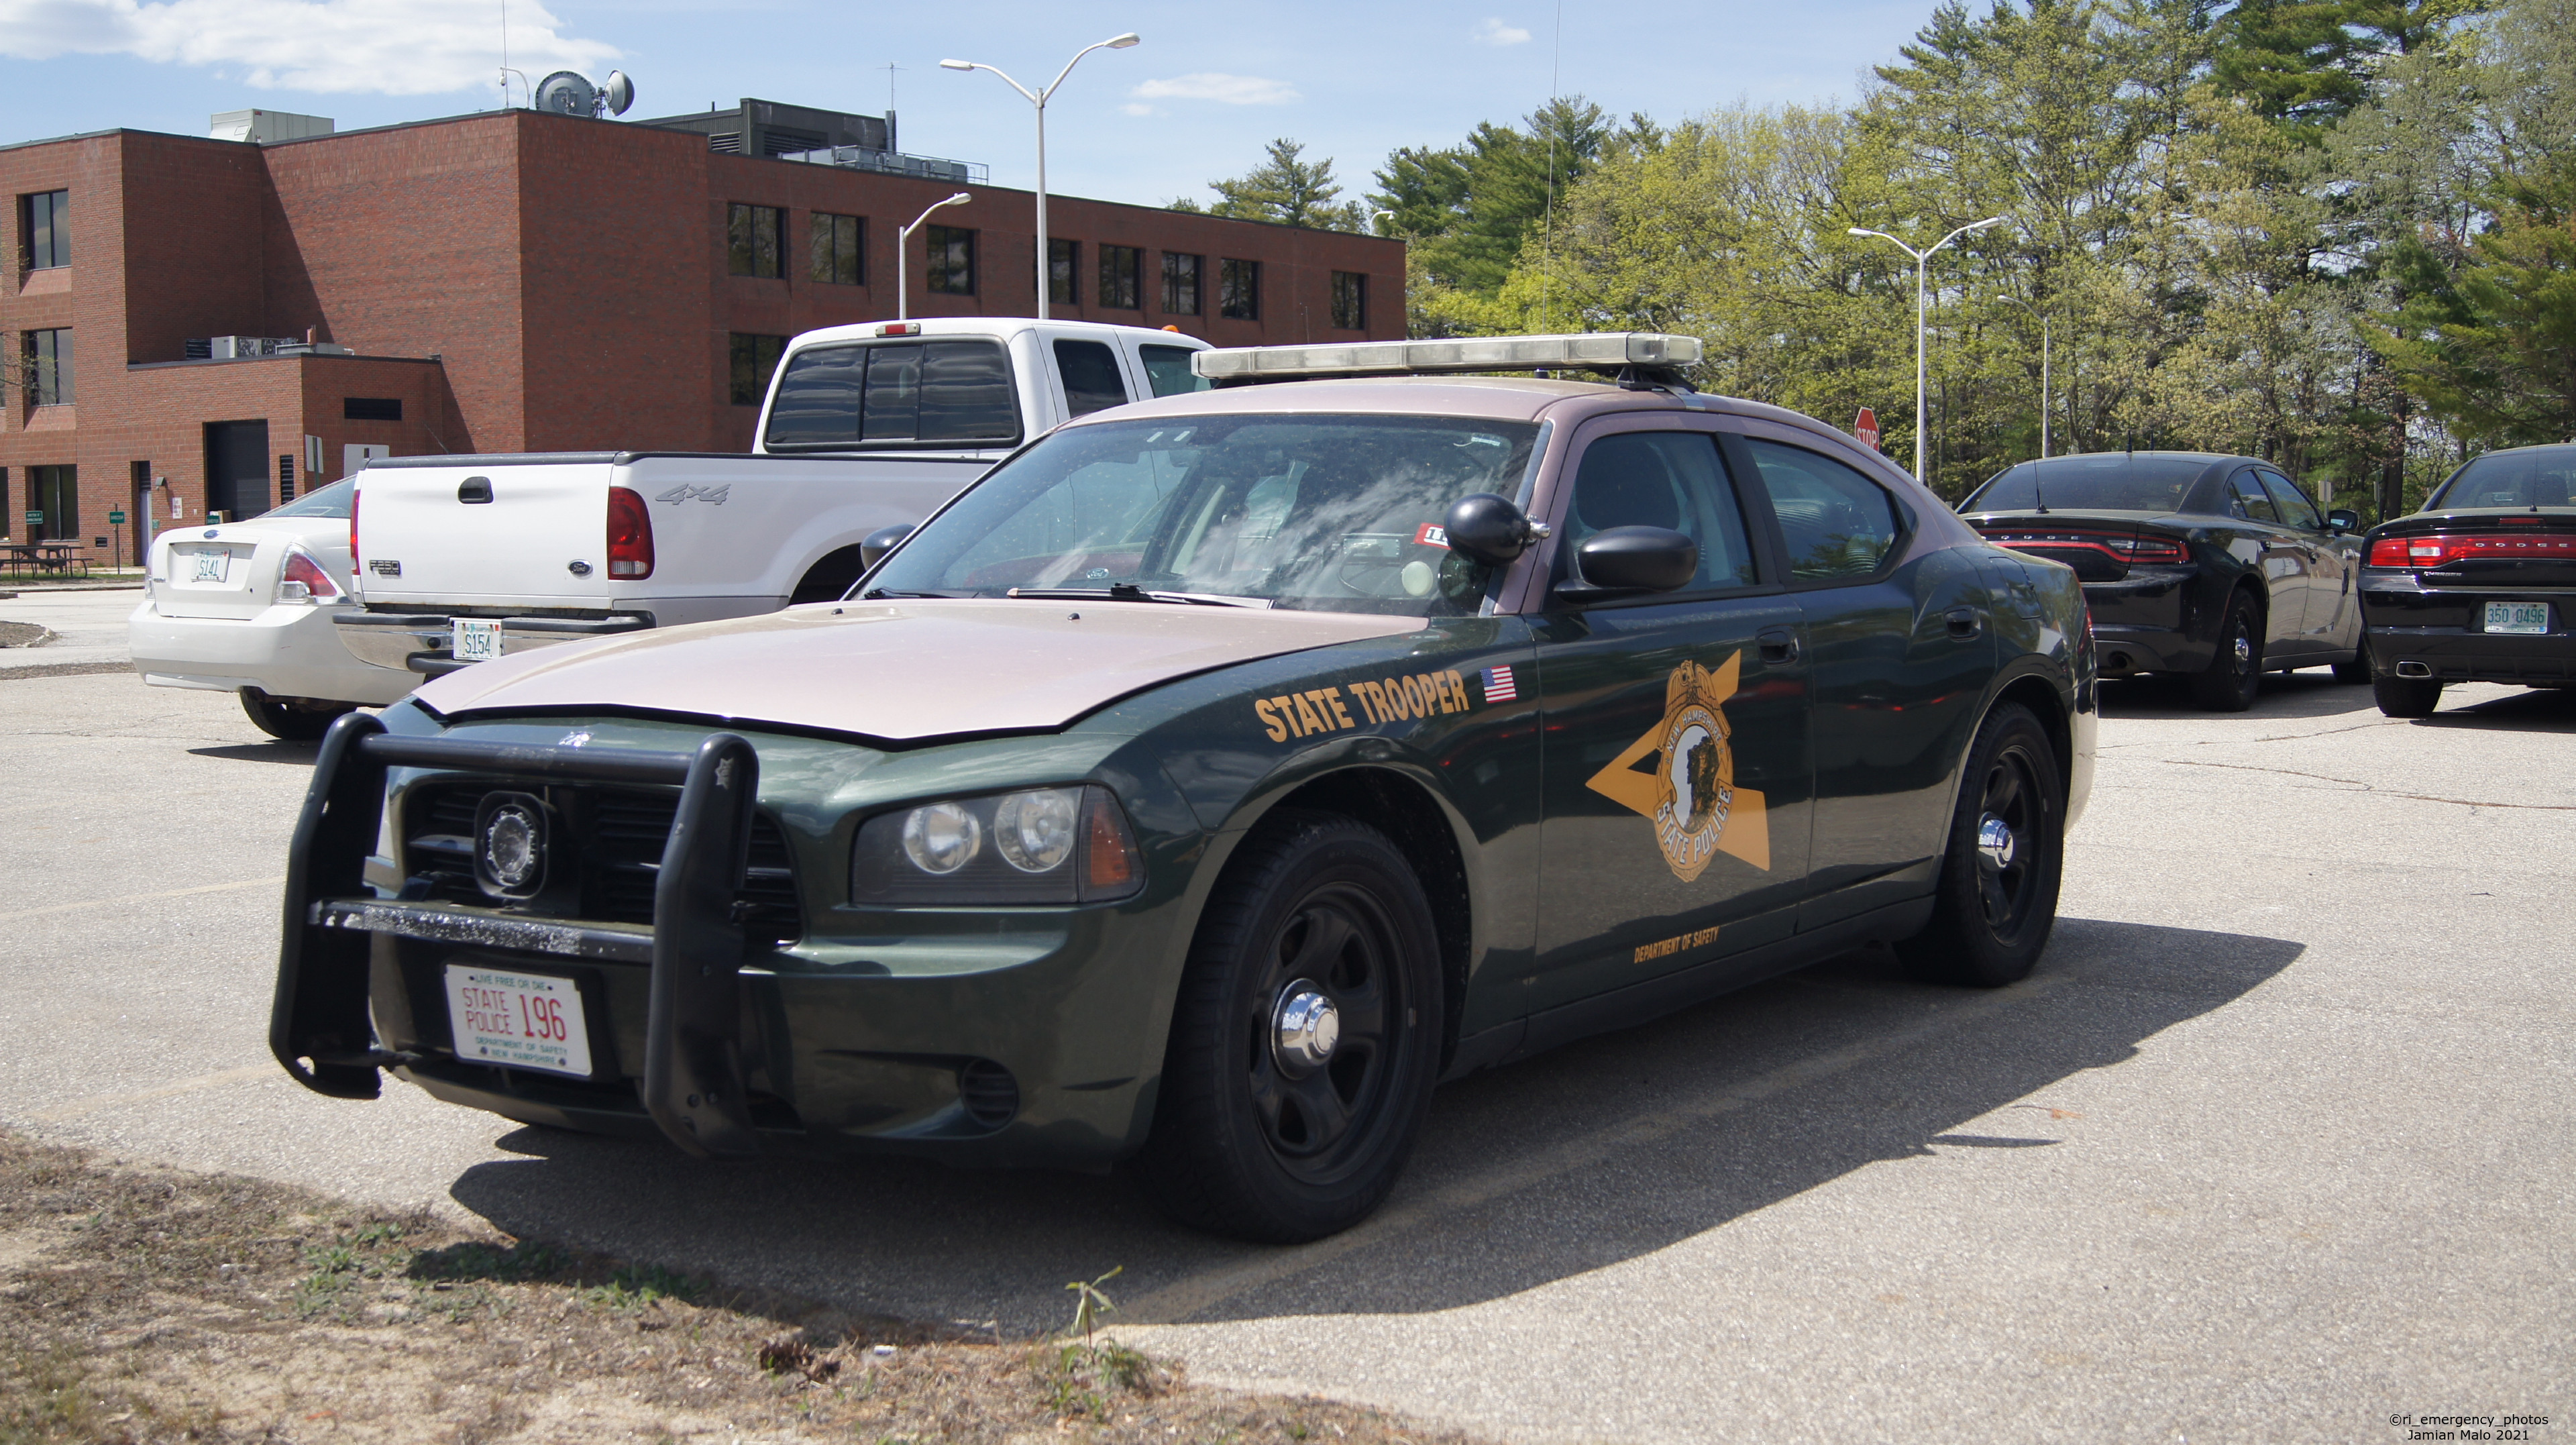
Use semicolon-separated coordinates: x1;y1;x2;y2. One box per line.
1584;651;1772;881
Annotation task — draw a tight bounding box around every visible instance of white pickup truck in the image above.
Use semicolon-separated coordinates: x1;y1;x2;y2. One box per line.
335;317;1209;679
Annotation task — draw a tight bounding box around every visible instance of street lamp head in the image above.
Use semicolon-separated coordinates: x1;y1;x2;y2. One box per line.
1106;32;1142;48
1966;215;2006;230
1847;227;1872;236
943;192;971;207
938;58;974;70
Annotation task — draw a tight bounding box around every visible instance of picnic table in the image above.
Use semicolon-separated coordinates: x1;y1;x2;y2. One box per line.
1;541;88;578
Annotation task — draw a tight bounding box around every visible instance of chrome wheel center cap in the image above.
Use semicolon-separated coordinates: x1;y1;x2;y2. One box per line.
1272;980;1340;1077
1976;814;2017;870
2233;633;2254;668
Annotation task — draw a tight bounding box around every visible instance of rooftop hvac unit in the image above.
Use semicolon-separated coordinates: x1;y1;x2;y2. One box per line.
188;335;355;360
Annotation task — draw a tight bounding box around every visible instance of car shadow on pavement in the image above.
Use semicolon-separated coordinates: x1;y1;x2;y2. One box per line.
189;741;323;764
2414;686;2576;733
441;917;2300;1334
2096;670;2373;720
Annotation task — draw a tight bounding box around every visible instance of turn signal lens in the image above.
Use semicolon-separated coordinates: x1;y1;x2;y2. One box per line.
853;786;1143;905
606;486;655;579
279;548;339;601
2368;533;2576;568
1081;792;1140;898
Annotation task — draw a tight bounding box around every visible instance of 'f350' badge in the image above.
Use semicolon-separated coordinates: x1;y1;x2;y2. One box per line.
1585;653;1770;880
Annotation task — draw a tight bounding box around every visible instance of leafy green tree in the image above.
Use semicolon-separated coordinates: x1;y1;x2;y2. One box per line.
2371;154;2576;445
1369;98;1611;302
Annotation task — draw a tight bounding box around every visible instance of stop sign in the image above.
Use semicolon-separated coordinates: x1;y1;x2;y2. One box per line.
1855;408;1881;450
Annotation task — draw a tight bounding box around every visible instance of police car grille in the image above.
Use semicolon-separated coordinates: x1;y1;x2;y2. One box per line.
403;785;803;948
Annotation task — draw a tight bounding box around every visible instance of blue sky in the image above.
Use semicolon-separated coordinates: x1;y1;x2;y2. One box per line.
0;0;1935;208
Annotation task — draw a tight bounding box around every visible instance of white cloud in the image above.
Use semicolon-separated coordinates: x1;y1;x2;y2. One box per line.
1472;17;1531;46
0;0;617;95
1126;72;1299;106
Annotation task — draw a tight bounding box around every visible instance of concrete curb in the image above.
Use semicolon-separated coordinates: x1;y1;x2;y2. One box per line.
0;661;138;682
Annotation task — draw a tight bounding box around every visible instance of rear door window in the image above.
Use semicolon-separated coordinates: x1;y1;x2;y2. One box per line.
1741;439;1902;582
2229;471;2281;525
765;339;1020;449
1053;339;1130;418
2259;470;2322;530
1139;344;1211;396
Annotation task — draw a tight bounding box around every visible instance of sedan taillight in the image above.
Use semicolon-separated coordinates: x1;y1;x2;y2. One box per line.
279;548;340;601
606;486;655;580
2368;533;2576;567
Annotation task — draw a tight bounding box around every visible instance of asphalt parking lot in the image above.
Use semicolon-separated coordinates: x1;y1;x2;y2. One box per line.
1;618;2567;1443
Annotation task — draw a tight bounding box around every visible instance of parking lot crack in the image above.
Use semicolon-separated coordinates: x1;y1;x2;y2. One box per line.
2165;759;2576;810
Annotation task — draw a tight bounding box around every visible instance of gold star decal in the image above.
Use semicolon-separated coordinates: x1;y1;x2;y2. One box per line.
1584;651;1770;879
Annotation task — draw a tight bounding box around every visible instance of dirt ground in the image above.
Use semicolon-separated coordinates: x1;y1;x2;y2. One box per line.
0;1130;1477;1445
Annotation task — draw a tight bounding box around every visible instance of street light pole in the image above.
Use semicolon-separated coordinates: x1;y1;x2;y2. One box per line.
898;193;973;321
1849;217;2006;483
943;34;1141;319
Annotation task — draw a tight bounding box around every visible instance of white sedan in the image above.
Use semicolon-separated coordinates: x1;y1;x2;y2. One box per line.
129;478;419;739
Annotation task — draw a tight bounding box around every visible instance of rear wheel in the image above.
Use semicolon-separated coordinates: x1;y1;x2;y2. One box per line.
239;688;354;741
2373;675;2444;718
2189;592;2265;711
2332;649;2373;684
1896;703;2063;988
1134;811;1442;1243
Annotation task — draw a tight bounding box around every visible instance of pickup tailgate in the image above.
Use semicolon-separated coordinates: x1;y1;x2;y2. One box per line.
354;458;616;610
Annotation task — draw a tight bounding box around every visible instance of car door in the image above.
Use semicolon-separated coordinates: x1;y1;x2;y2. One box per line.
1527;423;1811;1015
2260;468;2353;650
1728;431;2000;931
2226;467;2311;652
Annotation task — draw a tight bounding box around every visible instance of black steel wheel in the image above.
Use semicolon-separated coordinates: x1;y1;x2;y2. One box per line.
1896;702;2063;987
2374;674;2445;718
239;687;354;742
2189;592;2265;711
1135;810;1442;1242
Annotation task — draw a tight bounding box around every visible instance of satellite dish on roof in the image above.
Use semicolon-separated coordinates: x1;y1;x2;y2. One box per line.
601;70;634;116
533;70;596;115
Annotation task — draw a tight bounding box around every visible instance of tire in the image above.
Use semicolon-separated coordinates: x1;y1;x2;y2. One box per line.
1134;810;1443;1243
2332;649;2373;684
239;688;354;741
2373;675;2444;718
1896;702;2064;988
2189;592;2265;711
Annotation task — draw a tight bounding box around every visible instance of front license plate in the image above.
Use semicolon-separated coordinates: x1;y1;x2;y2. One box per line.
443;965;594;1078
2484;601;2551;635
453;619;504;661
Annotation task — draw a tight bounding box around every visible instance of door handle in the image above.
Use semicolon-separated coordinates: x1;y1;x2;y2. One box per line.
1945;606;1983;639
1757;627;1799;663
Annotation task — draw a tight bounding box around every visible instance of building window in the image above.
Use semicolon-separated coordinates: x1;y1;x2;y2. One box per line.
730;333;788;406
1161;253;1202;316
21;191;68;270
25;329;72;406
1331;271;1367;331
28;465;77;541
1049;239;1079;307
925;225;975;295
1097;245;1142;310
728;203;785;278
812;213;863;286
1219;258;1260;321
343;396;402;421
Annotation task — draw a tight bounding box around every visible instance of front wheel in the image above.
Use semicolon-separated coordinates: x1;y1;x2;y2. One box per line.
2189;592;2265;711
1896;703;2064;988
2373;674;2444;718
239;687;355;741
1134;811;1443;1243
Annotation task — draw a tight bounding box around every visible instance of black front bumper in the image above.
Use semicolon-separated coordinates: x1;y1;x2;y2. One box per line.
271;712;771;1157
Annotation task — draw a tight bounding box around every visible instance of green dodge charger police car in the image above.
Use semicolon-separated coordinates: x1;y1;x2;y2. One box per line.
273;333;2096;1242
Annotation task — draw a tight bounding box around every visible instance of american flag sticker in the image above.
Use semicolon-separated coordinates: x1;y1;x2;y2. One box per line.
1480;665;1519;704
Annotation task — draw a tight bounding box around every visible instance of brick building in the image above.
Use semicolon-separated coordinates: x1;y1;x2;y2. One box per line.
0;101;1404;560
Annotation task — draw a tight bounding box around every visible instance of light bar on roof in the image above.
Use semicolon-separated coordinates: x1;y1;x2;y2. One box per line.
1191;332;1703;380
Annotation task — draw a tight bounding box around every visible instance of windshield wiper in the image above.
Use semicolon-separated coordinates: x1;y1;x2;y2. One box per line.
1004;584;1272;608
860;588;971;599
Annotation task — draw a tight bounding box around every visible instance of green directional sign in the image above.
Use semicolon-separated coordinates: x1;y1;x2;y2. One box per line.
23;511;40;526
109;510;127;525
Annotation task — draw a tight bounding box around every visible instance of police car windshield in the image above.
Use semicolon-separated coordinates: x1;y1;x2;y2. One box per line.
869;415;1543;615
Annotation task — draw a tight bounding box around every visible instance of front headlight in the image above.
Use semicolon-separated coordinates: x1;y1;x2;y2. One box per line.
853;785;1142;906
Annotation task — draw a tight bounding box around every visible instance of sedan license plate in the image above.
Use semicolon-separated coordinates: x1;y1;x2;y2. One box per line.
187;549;230;584
2484;601;2551;635
443;965;593;1078
453;619;504;661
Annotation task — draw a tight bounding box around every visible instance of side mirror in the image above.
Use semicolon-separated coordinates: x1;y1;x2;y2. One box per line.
859;524;914;571
2326;509;2360;534
1443;492;1548;568
1557;526;1698;599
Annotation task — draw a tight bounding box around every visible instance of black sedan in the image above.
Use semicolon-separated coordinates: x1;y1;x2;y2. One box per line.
2360;443;2576;718
1958;451;2369;710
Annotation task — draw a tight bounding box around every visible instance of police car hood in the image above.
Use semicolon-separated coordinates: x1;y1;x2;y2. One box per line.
413;598;1425;741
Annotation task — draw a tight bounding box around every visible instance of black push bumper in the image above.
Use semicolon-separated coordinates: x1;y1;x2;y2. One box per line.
271;712;769;1158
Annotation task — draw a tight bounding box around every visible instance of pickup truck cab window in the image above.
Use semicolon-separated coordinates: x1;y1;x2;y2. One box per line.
765;339;1019;451
1053;339;1130;419
1741;439;1902;583
1140;344;1212;397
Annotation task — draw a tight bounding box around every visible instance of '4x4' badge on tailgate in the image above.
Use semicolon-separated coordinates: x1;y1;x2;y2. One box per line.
1585;652;1770;880
653;484;732;505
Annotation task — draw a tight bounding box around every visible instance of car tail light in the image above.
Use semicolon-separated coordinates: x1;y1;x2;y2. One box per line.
278;548;340;601
1983;529;2188;564
2368;533;2576;568
606;486;655;580
350;487;360;570
875;321;921;337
